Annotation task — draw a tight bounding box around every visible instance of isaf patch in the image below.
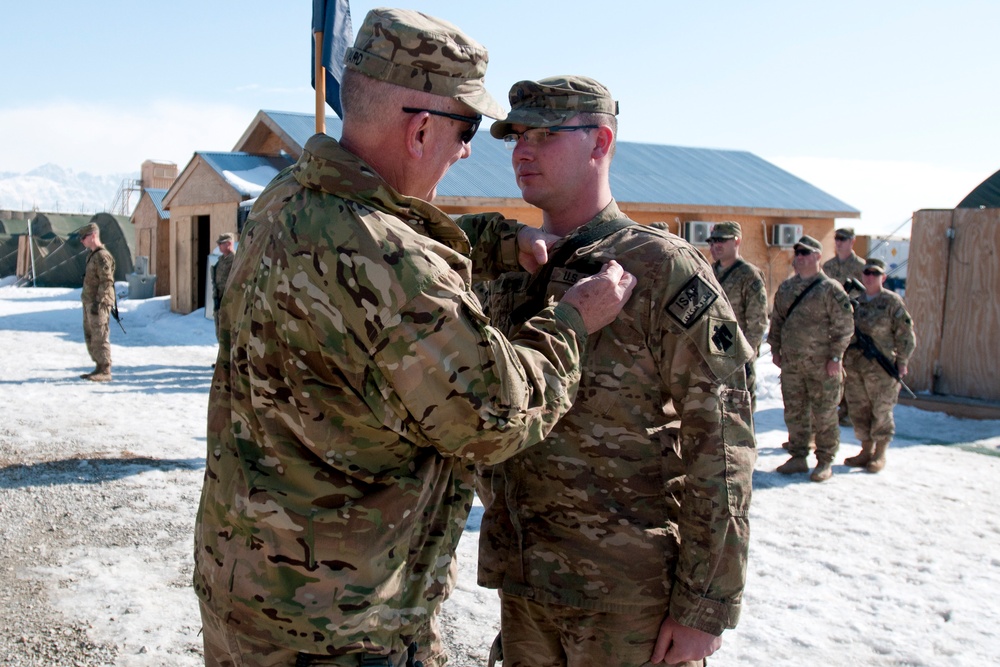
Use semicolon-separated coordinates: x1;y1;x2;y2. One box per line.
666;275;718;328
708;317;738;356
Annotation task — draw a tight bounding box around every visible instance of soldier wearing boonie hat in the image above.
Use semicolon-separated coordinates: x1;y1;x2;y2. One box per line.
194;10;636;667
477;72;753;667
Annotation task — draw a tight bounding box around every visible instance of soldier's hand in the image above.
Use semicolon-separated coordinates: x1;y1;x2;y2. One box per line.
559;260;636;334
516;226;558;274
650;617;722;664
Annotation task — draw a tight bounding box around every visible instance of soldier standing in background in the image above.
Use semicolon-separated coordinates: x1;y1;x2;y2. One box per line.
842;258;916;473
210;232;235;341
708;221;769;410
192;10;635;667
823;227;866;425
77;222;115;382
769;235;854;482
477;76;755;667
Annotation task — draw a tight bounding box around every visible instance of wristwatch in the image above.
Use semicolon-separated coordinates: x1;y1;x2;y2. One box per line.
830;355;841;363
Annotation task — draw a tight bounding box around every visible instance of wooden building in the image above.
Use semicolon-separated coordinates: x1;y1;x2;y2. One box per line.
130;161;178;296
159;110;859;314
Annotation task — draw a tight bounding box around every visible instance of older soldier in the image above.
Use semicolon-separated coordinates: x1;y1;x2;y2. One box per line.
192;10;635;667
769;235;854;482
77;222;115;382
708;221;769;410
210;232;235;341
477;76;755;667
842;258;916;473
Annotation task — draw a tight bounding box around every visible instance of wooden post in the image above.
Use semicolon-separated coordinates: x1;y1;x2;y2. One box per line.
314;31;326;135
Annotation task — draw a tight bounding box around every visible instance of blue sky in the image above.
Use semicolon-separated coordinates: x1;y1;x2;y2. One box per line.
2;0;998;234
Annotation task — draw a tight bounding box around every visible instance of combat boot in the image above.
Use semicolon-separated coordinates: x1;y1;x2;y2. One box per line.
776;455;809;475
86;364;112;383
810;461;833;482
79;368;98;379
866;440;890;473
844;441;874;467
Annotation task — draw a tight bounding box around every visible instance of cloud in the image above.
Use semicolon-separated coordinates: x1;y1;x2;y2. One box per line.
769;156;987;237
0;100;259;175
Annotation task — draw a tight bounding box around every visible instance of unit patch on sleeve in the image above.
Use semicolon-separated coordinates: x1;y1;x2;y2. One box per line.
708;317;738;356
666;275;718;328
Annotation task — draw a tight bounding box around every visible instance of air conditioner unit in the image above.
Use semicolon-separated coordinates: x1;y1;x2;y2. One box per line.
684;221;713;246
772;224;803;247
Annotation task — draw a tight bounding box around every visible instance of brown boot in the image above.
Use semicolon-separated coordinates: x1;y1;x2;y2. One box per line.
844;441;874;467
79;368;98;379
776;455;809;475
866;440;889;473
86;364;112;383
810;461;833;482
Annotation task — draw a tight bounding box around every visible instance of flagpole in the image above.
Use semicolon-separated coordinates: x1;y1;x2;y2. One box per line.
314;30;326;135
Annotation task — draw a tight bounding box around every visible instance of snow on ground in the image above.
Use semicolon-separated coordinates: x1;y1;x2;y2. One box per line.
2;283;1000;666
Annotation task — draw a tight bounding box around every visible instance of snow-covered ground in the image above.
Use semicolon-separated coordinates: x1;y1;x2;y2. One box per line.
1;283;999;666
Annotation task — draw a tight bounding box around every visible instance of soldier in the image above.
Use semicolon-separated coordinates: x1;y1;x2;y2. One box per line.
842;258;916;473
769;235;855;482
210;232;235;341
477;76;755;667
708;221;769;410
823;227;866;426
77;222;115;382
192;10;635;667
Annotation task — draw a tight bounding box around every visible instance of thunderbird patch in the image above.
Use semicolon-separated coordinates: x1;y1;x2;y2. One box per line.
666;275;718;328
708;317;738;356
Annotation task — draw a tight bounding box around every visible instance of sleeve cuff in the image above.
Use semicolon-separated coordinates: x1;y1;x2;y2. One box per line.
669;581;741;636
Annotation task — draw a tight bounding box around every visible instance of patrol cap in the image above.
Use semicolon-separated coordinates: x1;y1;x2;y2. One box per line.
75;222;98;238
863;258;887;274
793;235;823;253
834;227;856;240
217;232;235;245
490;75;619;139
344;8;505;119
708;221;742;240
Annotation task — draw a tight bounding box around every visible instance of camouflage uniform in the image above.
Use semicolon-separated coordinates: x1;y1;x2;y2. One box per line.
193;131;593;663
844;288;916;444
822;251;866;286
477;201;756;663
768;273;854;463
81;243;115;374
211;247;234;340
713;258;768;407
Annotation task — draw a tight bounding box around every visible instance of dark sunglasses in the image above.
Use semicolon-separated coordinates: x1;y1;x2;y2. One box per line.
863;269;883;276
402;107;482;144
794;248;813;256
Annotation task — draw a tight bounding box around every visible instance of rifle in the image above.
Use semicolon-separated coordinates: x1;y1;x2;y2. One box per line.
842;277;914;398
111;299;126;334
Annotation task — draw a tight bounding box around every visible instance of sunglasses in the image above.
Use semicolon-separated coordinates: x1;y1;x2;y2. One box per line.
794;248;814;256
402;107;482;144
863;269;883;276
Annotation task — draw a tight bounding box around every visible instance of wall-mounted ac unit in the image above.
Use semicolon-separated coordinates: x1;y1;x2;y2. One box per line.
684;221;713;246
772;224;803;247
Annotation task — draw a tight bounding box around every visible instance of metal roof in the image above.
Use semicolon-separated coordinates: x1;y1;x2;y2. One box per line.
198;152;294;197
260;111;858;215
144;188;169;219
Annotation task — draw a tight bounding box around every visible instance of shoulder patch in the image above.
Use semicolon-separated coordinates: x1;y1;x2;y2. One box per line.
667;274;718;328
708;317;738;356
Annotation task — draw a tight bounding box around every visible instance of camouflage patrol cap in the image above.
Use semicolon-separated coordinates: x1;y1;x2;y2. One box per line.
834;227;856;240
489;75;619;139
75;222;98;238
216;232;235;245
708;221;742;240
794;235;822;253
344;8;505;119
863;258;887;274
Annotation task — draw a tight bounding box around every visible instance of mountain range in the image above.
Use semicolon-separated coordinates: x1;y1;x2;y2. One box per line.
0;164;138;217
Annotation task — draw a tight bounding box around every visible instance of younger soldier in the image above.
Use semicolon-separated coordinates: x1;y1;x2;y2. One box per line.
842;258;916;472
709;221;769;410
769;235;854;482
77;222;115;382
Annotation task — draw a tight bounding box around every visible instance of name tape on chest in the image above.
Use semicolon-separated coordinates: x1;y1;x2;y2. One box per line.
666;275;718;329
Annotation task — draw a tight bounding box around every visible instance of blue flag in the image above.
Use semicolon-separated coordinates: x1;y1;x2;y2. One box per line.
311;0;353;119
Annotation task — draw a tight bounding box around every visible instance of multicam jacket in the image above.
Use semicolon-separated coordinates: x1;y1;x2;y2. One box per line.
847;288;916;368
81;247;115;309
823;251;866;286
211;251;234;307
477;202;756;636
767;273;855;365
712;258;769;353
193;133;590;657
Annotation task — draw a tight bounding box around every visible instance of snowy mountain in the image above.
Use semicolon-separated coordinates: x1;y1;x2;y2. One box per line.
0;164;136;216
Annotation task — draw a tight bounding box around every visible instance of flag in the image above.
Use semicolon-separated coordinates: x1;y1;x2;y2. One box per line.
311;0;353;119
